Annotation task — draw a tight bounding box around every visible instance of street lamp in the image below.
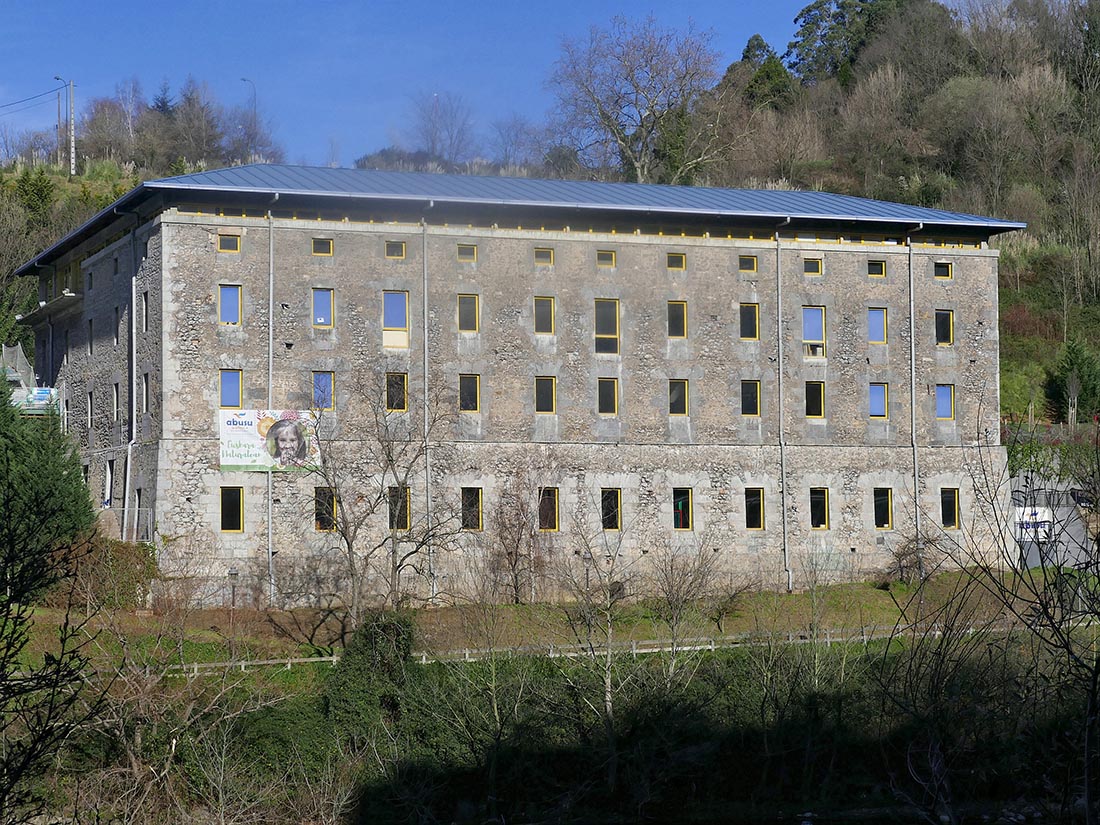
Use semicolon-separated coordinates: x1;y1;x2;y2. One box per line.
53;76;75;176
240;77;257;162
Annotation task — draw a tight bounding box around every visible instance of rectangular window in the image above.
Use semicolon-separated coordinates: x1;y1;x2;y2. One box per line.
141;292;149;332
745;488;765;530
873;487;893;529
312;238;333;256
461;487;482;530
219;285;241;325
312;288;334;328
87;391;93;429
385;372;408;412
457;243;477;263
457;294;479;332
385;240;406;259
382;290;408;347
669;379;689;416
312;371;335;410
534;297;555;334
142;373;149;414
673;487;693;530
667;252;686;270
315;487;337;531
739;303;759;340
806;381;825;418
934;261;953;279
220;487;244;532
535;376;556;413
459;373;480;412
217;234;240;253
935;309;954;345
112;383;119;422
114;307;119;346
868;307;887;344
534;247;554;266
870;383;888;419
597;377;618;415
601;488;621;531
941;488;960;529
667;301;687;338
539;487;559;531
810;487;829;529
388;486;411;531
802;306;826;357
738;255;757;272
936;384;955;420
220;369;242;409
88;319;94;356
868;260;885;277
804;258;823;276
597;250;616;268
741;380;761;416
594;298;620;354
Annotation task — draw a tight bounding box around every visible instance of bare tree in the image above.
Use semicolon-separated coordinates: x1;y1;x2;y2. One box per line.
549;15;743;183
407;91;477;167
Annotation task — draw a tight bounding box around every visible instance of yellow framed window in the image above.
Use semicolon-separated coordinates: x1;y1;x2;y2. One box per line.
597;377;618;416
385;240;406;259
388;486;411;531
538;487;559;531
740;303;759;340
941;488;960;529
601;488;621;531
597;249;616;268
667;301;687;339
385;372;408;412
312;238;333;256
669;379;689;416
220;369;242;409
457;294;479;332
741;380;761;416
934;261;953;279
745;488;765;530
870;383;888;419
461;486;482;530
935;309;954;345
382;290;409;348
315;487;337;531
738;255;757;273
873;487;893;530
804;258;823;276
312;288;334;328
220;486;244;532
868;307;887;344
594;298;620;354
457;243;478;263
534;296;555;334
809;487;829;529
806;381;825;418
936;384;955;420
673;487;693;530
667;252;686;270
459;373;480;412
217;234;240;253
868;259;885;277
535;376;556;414
534;247;554;266
219;284;241;325
802;306;826;357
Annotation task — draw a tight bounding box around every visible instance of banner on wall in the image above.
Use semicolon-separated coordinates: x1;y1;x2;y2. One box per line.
219;410;322;471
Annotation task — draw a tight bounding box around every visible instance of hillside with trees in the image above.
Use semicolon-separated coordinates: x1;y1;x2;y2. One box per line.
2;0;1097;421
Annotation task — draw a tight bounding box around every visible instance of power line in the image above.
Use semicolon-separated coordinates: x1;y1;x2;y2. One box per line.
0;97;55;120
0;85;65;111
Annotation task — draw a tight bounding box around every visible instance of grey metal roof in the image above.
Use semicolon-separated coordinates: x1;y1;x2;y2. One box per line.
148;164;1026;231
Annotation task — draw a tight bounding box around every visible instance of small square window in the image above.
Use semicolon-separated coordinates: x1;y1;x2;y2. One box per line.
810;487;829;529
315;487;337;531
941;488;960;529
868;260;885;277
594;299;620;354
935;310;954;346
934;261;953;279
745;488;765;530
218;234;240;253
804;258;823;276
219;285;241;325
457;243;478;263
534;297;555;334
539;487;559;531
741;380;761;416
601;488;621;531
873;487;893;529
385;240;406;259
802;306;826;357
870;383;888;419
806;381;825;418
868;307;887;344
597;250;616;268
312;371;335;410
534;248;554;266
673;487;693;530
385;372;408;412
669;379;689;416
312;288;334;328
388;486;411;531
597;377;618;416
220;487;244;532
667;252;686;270
740;303;759;340
220;369;242;409
738;255;757;273
457;294;479;332
535;376;556;414
667;301;687;338
936;384;955;420
459;374;480;412
461;487;482;530
312;238;333;256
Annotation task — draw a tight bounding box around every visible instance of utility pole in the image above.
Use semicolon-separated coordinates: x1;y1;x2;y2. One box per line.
53;76;75;175
240;77;257;162
55;89;61;167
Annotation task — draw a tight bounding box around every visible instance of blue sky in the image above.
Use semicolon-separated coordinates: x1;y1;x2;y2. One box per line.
2;1;808;167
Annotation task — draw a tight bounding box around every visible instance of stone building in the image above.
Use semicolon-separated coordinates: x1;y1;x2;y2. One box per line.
15;165;1023;601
